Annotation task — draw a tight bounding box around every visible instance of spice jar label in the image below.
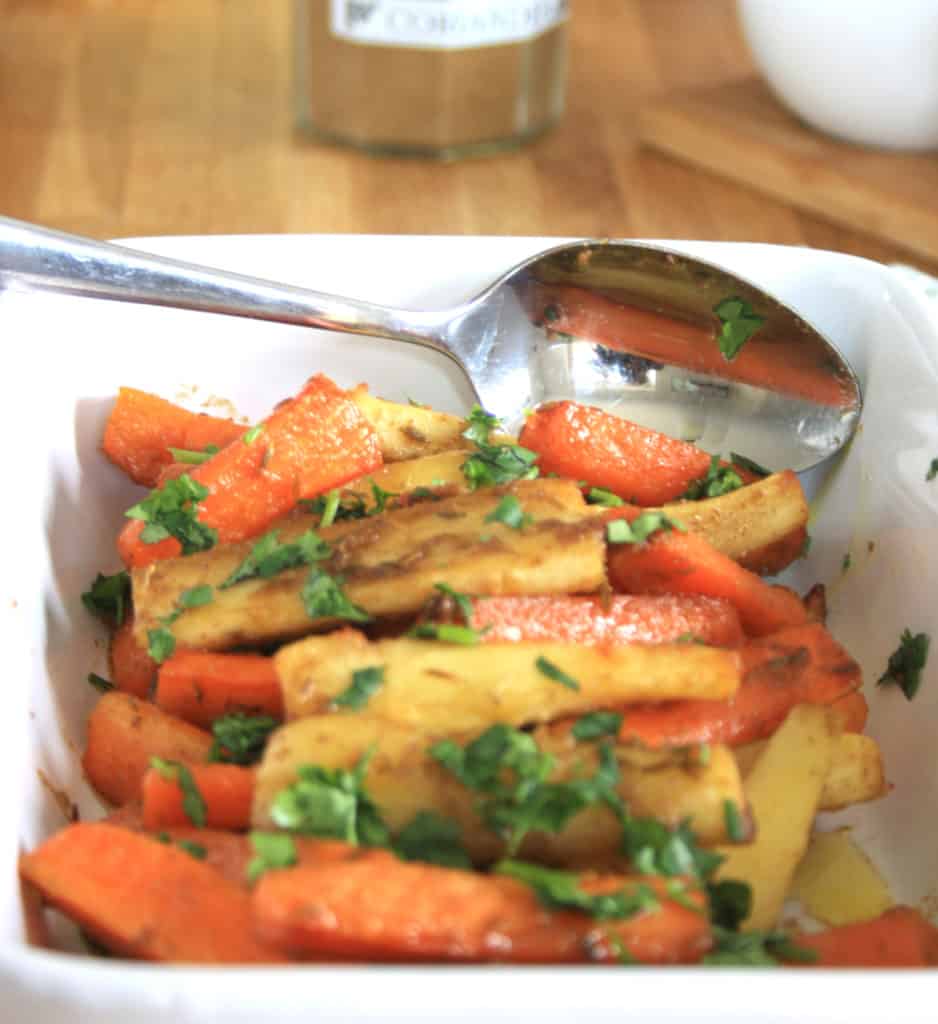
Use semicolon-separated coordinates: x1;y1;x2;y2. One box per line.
329;0;568;50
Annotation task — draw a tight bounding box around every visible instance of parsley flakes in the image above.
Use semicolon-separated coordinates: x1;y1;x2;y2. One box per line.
877;628;931;700
209;713;279;765
535;656;580;691
220;528;330;589
125;474;218;555
81;570;131;626
146;584;214;664
606;511;686;545
713;296;764;361
246;831;298;883
149;757;207;827
484;494;533;530
682;455;743;501
460;405;540;490
331;666;385;710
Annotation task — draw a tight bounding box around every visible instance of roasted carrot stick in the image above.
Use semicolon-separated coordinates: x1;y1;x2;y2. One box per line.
102;387;246;488
155;651;283;728
142;762;255;831
792;907;938;967
527;282;855;409
607;527;808;637
253;853;710;964
519;401;712;505
118;374;383;568
455;594;744;648
108;615;157;699
618;623;861;749
18;823;283;963
831;690;869;734
82;692;212;805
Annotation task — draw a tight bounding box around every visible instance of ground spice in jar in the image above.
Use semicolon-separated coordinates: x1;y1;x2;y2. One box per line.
294;1;569;159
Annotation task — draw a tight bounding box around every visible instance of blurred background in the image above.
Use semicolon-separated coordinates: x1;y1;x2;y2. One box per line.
2;0;937;274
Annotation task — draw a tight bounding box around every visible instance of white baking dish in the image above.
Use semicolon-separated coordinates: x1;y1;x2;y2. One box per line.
2;235;936;1022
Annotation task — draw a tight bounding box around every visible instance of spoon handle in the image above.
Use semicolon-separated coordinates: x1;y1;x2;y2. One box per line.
0;216;453;354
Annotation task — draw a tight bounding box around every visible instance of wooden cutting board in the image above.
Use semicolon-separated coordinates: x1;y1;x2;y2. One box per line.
638;76;938;264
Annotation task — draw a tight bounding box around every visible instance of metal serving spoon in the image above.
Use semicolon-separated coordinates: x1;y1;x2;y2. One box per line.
0;216;860;471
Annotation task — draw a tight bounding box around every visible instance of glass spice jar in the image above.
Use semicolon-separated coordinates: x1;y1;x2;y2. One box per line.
294;1;569;159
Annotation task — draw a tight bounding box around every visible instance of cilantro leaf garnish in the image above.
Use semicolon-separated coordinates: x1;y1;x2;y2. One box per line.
723;800;746;841
220;528;330;589
301;491;369;524
706;878;751;930
301;566;371;623
928;458;938;482
621;816;723;882
317;489;341;528
147;626;177;664
484;494;533;531
729;452;771;478
394;811;472;869
682;455;744;501
86;672;115;694
331;665;385;710
586;487;625;508
571;711;623;741
243;424;264;445
713;297;765;361
154;832;207;861
462;405;500;447
269;749;389;847
408;622;485;645
369;481;398;516
430;726;622;854
495;859;659;920
146;584;214;663
606;511;686;545
209;713;279;765
81;570;131;626
877;628;930;700
167;444;220;466
150;757;207;827
246;831;297;883
125;474;218;555
535;656;580;691
433;582;474;624
703;926;817;966
459;407;540;490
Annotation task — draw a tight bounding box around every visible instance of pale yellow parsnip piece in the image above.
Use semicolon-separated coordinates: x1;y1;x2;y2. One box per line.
715;704;836;932
276;630;740;733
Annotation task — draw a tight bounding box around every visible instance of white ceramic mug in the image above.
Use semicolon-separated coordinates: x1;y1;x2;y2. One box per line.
737;0;938;150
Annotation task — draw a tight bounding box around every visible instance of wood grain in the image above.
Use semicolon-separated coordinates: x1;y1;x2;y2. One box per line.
0;0;934;273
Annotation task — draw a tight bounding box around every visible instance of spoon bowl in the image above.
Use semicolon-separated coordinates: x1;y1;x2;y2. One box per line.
0;218;860;471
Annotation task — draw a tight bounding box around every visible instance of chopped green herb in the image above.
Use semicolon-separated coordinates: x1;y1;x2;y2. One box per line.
331;665;385;710
220;528;330;589
604;934;638;965
586;487;625;508
86;672;115;694
571;711;623;741
605;511;685;546
301;491;369;522
209;713;279;765
462;443;540;490
621;816;723;882
125;474;218;555
269;749;389;847
461;405;500;446
149;757;207;827
154;832;207;861
842;552;852;573
369;481;397;516
542;303;562;323
927;458;938;482
147;626;177;664
394;810;472;869
495;859;659;919
408;622;484;645
696;743;712;767
433;582;474;624
675;632;706;645
301;566;371;623
318;489;341;528
800;533;813;558
729;452;771;478
723;800;746;842
430;726;622;854
703;925;817;966
243;424;264;444
247;831;297;883
179;584;214;610
535;656;580;691
146;584;216;663
877;628;931;700
407;397;427;408
409;486;443;503
167;444;220;466
706;879;751;930
713;297;764;361
484;494;533;530
81;570;132;626
682;455;743;501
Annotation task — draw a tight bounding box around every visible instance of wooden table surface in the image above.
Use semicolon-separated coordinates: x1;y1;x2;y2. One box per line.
0;0;932;272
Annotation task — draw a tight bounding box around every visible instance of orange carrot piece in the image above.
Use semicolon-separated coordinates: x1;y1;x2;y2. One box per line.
461;594;743;648
108;615;157;699
527;282;855;409
19;823;283;962
155;651;283;728
793;907;938;967
102;387;245;488
607;527;808;637
117;374;383;568
82;692;213;806
253;853;710;964
142;763;255;831
519;401;712;505
618;623;861;749
831;690;869;734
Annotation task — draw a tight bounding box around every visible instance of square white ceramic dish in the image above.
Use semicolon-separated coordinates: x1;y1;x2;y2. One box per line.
2;235;937;1023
